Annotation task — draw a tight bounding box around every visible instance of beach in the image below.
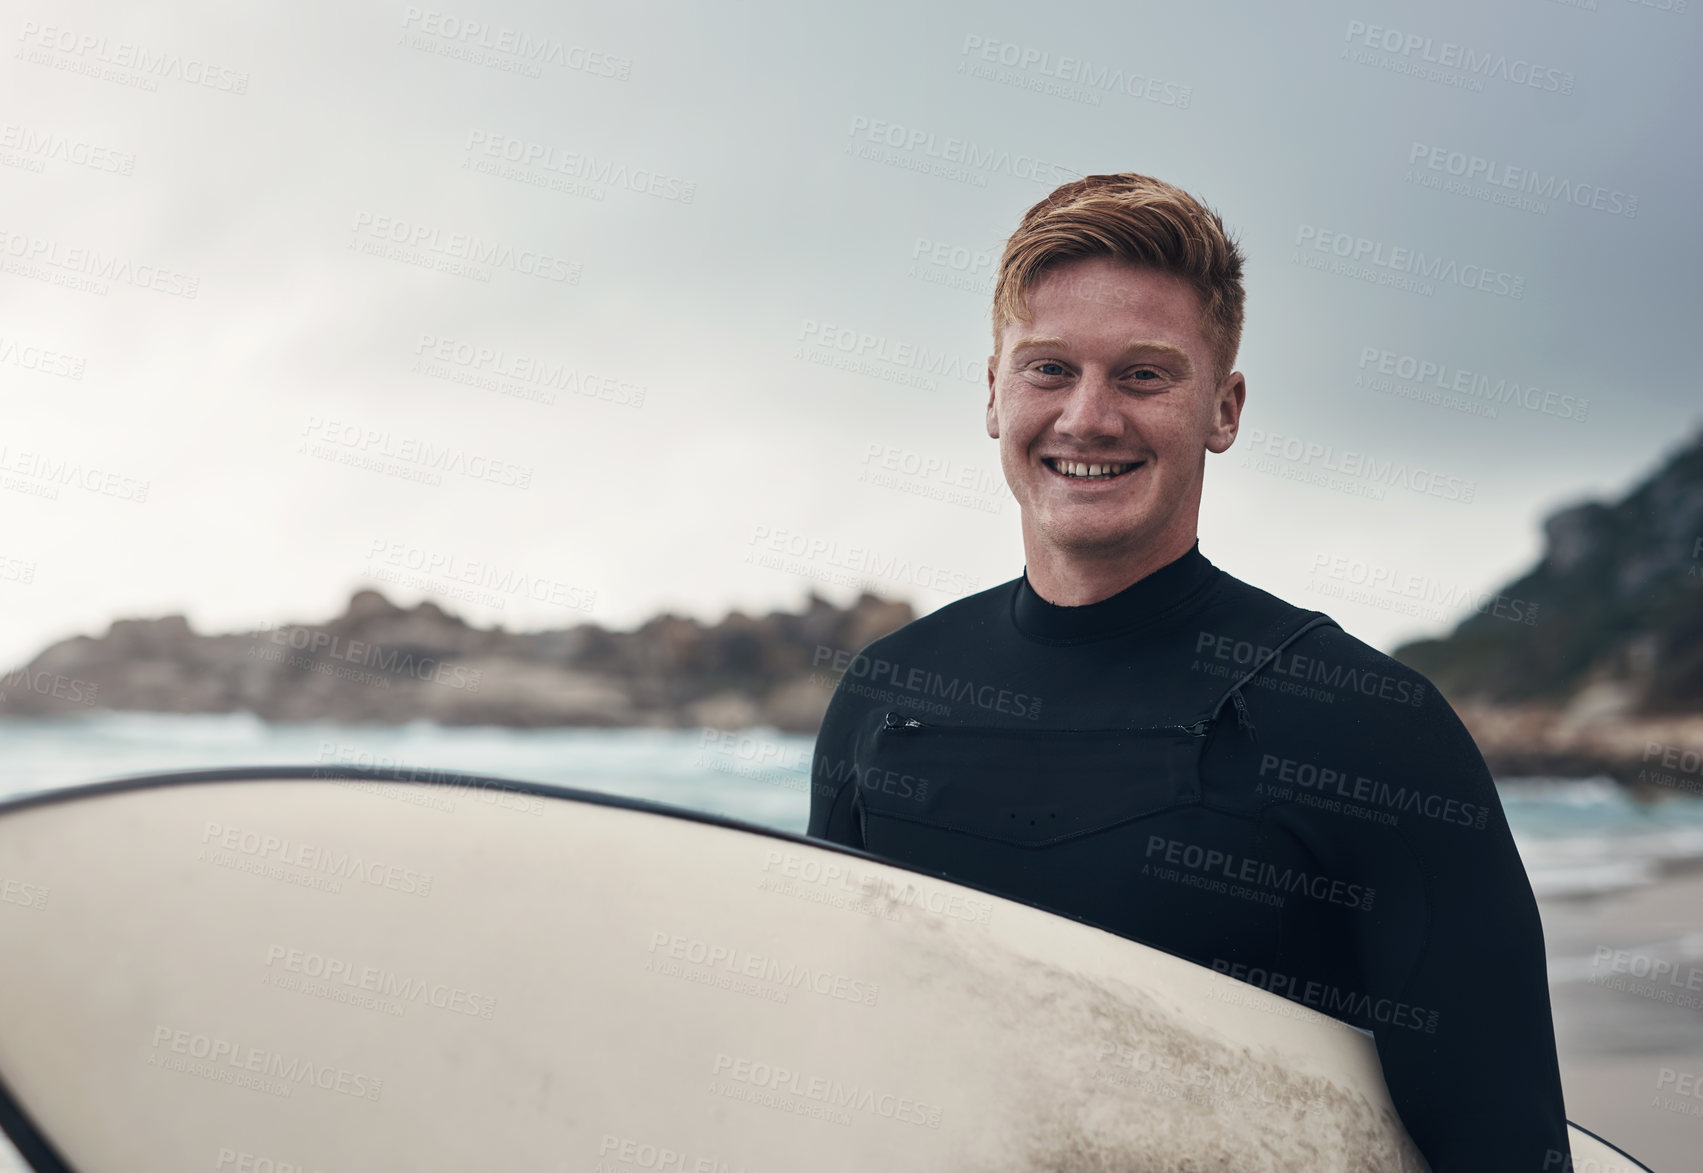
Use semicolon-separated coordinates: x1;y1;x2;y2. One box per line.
1544;864;1703;1170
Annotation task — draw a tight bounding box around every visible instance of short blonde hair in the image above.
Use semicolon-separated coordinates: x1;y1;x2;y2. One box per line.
992;173;1247;384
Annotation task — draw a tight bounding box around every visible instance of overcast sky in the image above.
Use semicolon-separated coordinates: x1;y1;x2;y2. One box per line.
2;0;1698;672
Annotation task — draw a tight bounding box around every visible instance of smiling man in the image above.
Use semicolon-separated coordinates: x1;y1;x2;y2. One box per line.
808;173;1572;1170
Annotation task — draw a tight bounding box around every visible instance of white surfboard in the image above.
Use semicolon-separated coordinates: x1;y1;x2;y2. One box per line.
0;767;1650;1172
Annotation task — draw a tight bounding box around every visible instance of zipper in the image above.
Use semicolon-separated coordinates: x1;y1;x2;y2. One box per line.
1229;690;1256;740
882;710;1210;738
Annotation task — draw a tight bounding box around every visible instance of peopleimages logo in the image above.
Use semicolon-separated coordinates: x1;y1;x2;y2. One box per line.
215;1147;326;1173
0;668;98;706
257;622;483;693
844;116;1076;186
1342;21;1574;94
957;34;1193;108
0;445;149;503
1294;225;1524;299
0;229;199;298
646;930;881;1007
263;944;496;1019
15;22;251;94
148;1025;382;1101
1240;427;1476;504
413;333;645;408
366;536;596;613
199;821;433;896
759;849;995;926
796;318;983;390
463;131;694;202
1407;142;1637;218
300;416;533;490
811;643;1041;720
0;123;135;174
349;211;580;284
0;334;86;380
1143;835;1376;911
1210;960;1440;1034
399;7;631;80
858;441;1007;515
1194;629;1427;708
1356;347;1588;422
711;1053;944;1128
906;236;997;297
1308;550;1543;627
746;525;980;596
0;875;49;910
1257;753;1491;830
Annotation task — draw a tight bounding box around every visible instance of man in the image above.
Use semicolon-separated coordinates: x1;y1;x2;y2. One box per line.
808;173;1572;1170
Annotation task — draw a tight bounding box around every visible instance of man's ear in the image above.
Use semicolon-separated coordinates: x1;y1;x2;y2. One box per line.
1205;369;1246;454
985;358;1000;439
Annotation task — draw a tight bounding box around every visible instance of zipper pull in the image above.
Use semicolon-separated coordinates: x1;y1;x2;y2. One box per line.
883;711;924;730
1184;718;1211;737
1230;691;1256;740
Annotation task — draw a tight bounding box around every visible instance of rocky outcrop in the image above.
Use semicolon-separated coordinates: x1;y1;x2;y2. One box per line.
0;588;914;733
1393;424;1703;784
1395;425;1703;715
1453;701;1703;794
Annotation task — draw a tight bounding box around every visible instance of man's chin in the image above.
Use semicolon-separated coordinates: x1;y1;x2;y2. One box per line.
1032;513;1154;555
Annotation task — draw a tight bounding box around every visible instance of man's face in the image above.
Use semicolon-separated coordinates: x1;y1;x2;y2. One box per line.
985;256;1244;568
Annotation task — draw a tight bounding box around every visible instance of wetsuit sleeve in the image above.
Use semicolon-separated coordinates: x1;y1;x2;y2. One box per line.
1355;696;1572;1172
805;675;865;848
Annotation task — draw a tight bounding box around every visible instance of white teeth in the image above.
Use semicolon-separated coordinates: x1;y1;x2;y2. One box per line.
1052;459;1134;479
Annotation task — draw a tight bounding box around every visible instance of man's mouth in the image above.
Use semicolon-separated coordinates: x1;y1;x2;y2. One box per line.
1043;458;1144;481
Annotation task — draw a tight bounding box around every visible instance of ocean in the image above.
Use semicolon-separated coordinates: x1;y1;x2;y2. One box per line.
2;711;1701;904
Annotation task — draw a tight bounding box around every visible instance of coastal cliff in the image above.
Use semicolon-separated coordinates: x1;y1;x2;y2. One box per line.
1394;425;1703;790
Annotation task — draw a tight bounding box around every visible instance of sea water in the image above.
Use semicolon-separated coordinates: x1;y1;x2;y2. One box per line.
3;711;1702;901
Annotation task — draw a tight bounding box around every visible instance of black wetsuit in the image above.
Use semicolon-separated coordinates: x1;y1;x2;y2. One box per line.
807;542;1571;1172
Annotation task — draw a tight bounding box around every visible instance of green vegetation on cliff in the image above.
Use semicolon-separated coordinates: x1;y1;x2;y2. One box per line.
1395;426;1703;715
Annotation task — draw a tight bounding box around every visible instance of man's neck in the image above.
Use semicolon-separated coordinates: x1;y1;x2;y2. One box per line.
1022;535;1199;607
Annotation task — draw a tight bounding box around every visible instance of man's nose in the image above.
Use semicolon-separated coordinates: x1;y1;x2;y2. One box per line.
1054;372;1125;437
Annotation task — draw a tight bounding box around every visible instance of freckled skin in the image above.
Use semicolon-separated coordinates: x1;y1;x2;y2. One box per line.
985;257;1244;607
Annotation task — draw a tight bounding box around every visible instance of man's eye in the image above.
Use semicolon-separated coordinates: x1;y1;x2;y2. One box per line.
1035;362;1067;376
1130;369;1160;381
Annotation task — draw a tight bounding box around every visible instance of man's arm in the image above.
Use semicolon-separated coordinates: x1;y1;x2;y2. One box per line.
1352;695;1572;1172
805;677;864;848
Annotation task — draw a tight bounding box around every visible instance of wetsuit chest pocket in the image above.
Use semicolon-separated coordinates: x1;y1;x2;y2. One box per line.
859;713;1205;847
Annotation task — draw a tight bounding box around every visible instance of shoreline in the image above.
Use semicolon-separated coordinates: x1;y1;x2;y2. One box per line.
1540;865;1703;1172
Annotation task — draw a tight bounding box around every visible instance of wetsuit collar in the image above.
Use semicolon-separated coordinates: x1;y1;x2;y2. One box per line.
1012;541;1220;643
